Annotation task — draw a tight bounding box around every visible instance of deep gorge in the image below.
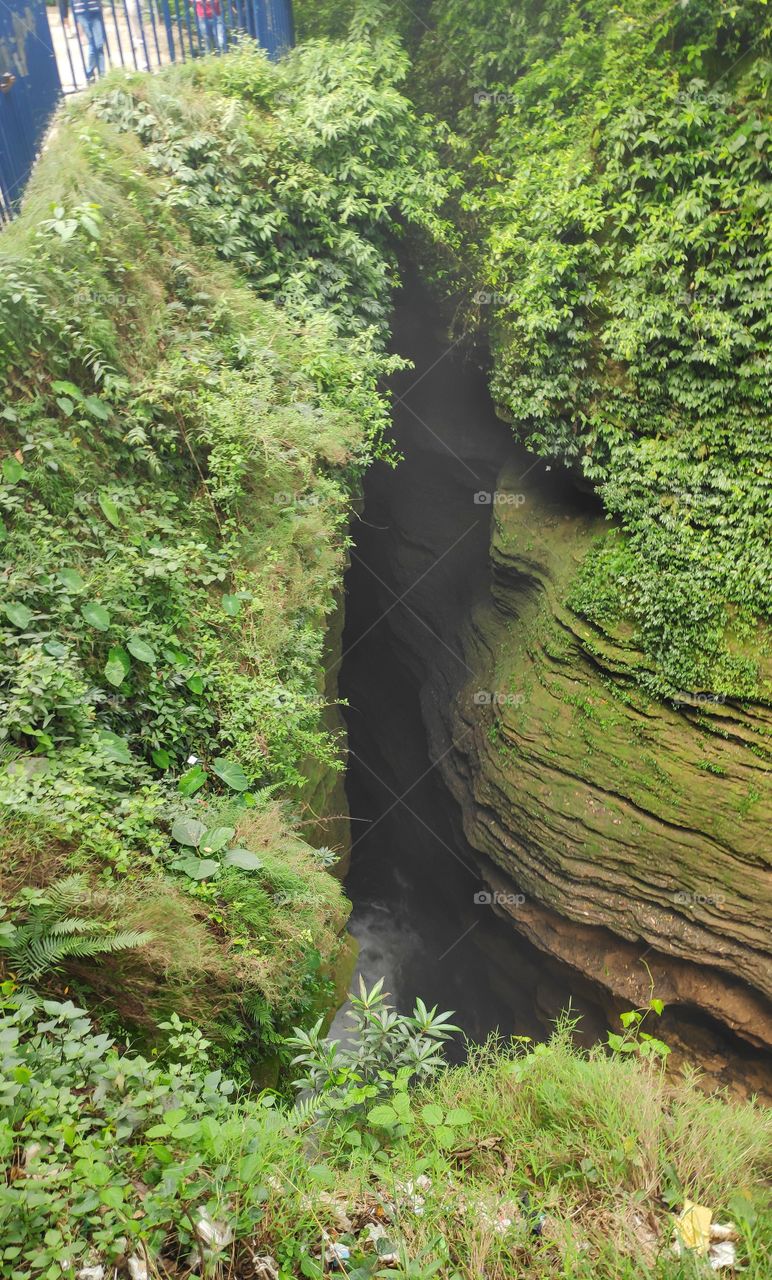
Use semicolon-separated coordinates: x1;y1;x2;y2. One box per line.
334;278;772;1100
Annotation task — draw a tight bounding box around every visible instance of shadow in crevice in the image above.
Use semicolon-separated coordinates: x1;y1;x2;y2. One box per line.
332;279;607;1053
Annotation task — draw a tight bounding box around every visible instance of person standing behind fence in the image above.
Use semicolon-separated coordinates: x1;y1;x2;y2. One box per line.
61;0;107;81
195;0;226;53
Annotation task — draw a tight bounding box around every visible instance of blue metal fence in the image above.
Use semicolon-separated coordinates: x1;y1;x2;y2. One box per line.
0;1;61;218
0;0;294;220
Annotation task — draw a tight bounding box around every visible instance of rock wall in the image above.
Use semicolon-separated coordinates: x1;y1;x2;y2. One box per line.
425;460;772;1059
352;284;772;1093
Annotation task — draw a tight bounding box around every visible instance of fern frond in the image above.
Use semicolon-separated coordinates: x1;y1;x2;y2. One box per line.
59;930;152;962
48;918;102;937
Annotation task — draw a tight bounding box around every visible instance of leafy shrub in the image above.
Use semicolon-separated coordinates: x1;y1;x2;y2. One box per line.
0;32;447;1063
287;978;459;1120
416;0;772;697
2;985;770;1280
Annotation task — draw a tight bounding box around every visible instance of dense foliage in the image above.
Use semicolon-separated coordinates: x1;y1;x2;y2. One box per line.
415;0;772;698
2;984;770;1279
0;37;447;1068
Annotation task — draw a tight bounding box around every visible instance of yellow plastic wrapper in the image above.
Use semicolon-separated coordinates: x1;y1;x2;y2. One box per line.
676;1200;712;1256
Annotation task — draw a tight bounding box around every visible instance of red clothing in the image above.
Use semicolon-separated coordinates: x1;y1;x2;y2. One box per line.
195;0;220;16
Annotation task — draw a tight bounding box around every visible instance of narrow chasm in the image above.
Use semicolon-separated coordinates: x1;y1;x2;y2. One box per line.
333;279;608;1052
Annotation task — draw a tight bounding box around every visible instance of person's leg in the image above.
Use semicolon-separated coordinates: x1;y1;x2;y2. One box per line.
196;14;210;49
92;15;106;76
76;15;97;80
214;15;225;51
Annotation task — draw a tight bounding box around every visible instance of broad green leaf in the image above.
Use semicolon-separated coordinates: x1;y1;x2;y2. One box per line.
51;379;84;400
56;396;75;416
186;674;204;695
95;732;132;765
171;817;206;848
221;593;241;617
84;395;110;421
392;1092;412;1119
421;1104;444;1127
104;646;130;687
57;568;85;592
367;1105;398;1127
178;856;220;881
81;602;111;631
100;1185;124;1210
649;998;665;1016
44;640;68;659
1;458;24;484
445;1108;473;1127
200;826;235;854
212;757;249;791
178;764;207;796
97;491;121;527
152;749;171;770
127;635;156;664
223;848;263;870
434;1124;457;1148
3;603;32;629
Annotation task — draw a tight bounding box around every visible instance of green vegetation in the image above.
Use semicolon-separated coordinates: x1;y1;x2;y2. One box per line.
2;5;772;1276
0;36;446;1069
2;983;770;1279
414;0;772;699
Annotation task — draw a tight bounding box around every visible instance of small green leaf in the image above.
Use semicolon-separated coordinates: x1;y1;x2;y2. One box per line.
222;593;241;617
186;674;204;695
3;603;32;629
57;568;85;592
200;826;235;854
152;749;171;770
223;848;264;870
178;764;207;796
421;1104;444;1127
212;757;249;791
97;491;121;527
171;817;206;847
434;1125;456;1148
127;635;156;664
649;998;665;1016
56;396;75;415
81;602;111;631
104;646;131;687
